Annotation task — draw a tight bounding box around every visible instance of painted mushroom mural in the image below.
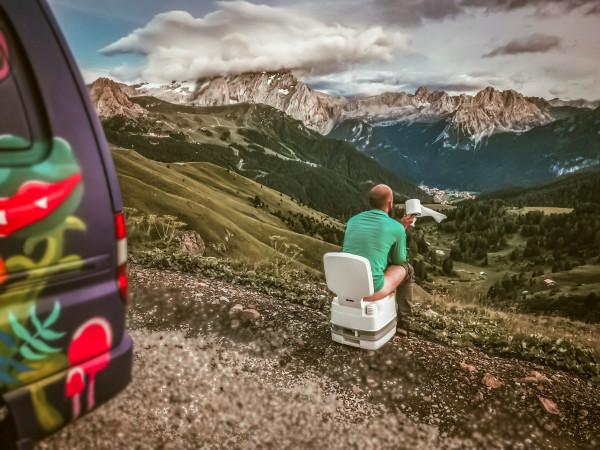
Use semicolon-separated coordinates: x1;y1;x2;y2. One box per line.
67;318;113;411
65;366;85;419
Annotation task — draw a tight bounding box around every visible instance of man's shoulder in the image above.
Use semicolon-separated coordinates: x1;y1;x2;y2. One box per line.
347;210;369;224
384;216;405;235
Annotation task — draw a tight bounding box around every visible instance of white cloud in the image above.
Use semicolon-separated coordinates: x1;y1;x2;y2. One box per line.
99;1;406;82
80;67;113;84
80;64;140;84
305;69;504;97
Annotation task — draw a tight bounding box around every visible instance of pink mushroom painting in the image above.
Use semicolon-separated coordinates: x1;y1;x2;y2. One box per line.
67;318;113;412
65;367;85;419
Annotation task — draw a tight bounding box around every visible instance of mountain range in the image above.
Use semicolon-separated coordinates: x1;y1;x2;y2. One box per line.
90;78;428;218
90;72;600;192
116;71;562;138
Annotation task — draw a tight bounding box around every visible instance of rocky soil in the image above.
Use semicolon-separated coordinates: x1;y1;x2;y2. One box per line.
40;265;600;449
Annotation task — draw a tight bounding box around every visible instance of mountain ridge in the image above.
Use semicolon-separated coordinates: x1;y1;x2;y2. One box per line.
91;72;580;141
91;79;429;217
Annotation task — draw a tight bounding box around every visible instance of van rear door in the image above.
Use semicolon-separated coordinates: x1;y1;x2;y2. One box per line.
0;0;131;443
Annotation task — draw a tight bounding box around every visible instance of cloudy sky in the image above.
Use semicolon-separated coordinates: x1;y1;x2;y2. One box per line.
48;0;600;100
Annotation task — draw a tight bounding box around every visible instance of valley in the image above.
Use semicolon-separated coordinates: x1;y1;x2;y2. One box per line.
93;74;600;329
93;79;428;219
329;106;600;191
90;73;600;382
99;71;600;192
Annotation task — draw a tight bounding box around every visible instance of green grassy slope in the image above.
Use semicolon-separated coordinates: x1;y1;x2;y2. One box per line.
113;148;342;271
104;99;429;218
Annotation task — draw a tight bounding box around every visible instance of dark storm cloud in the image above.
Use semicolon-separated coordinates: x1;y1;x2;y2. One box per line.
461;0;600;13
423;81;488;91
372;0;463;26
585;2;600;14
329;0;600;27
354;74;486;92
306;79;347;95
482;33;561;58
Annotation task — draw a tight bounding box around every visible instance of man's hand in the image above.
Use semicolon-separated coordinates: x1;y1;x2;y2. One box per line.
399;214;418;229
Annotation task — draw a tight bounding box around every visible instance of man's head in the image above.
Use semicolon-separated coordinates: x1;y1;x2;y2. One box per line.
368;184;394;214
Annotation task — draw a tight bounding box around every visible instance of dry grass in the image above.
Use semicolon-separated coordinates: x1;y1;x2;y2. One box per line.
113;147;341;271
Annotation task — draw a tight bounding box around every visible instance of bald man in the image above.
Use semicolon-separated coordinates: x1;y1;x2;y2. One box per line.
342;184;416;322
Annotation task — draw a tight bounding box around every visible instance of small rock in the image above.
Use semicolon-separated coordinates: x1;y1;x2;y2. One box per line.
241;308;261;322
366;376;378;389
351;385;363;395
459;361;477;373
539;396;559;415
228;304;244;318
219;296;229;303
423;309;439;319
482;373;503;389
175;230;205;256
396;328;408;337
230;319;241;330
519;370;551;384
474;391;484;402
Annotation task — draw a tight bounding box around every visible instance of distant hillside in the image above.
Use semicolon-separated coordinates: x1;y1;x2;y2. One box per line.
479;168;600;207
113;148;342;271
330;106;600;191
102;94;428;218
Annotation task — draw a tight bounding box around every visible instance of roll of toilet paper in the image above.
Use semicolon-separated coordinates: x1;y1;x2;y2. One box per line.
405;199;422;216
404;198;447;223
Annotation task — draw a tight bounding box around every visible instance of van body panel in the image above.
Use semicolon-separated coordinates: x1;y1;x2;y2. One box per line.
0;0;133;444
4;334;133;445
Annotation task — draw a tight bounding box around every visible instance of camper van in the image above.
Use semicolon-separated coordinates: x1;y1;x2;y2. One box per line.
0;1;133;448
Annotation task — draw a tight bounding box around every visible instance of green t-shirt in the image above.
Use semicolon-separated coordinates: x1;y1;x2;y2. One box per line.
342;209;407;292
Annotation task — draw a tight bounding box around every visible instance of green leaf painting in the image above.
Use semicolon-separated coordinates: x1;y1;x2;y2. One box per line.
8;301;65;362
0;300;66;387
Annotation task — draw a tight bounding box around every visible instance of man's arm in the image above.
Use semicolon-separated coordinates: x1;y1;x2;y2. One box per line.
389;225;407;265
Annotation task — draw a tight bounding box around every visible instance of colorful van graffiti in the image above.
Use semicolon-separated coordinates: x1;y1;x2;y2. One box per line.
0;1;133;447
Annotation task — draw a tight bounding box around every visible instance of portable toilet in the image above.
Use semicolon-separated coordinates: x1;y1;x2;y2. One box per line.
323;252;397;350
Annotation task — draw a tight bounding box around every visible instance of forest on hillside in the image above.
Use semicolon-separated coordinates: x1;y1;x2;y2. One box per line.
425;198;600;323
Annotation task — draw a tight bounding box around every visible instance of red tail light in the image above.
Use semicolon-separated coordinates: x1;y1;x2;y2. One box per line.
115;212;127;240
115;211;128;303
117;264;128;302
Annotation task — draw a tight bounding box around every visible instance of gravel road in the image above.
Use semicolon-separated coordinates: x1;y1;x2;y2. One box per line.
39;265;600;449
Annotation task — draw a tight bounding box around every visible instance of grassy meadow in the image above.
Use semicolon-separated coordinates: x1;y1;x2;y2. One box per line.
113;147;342;272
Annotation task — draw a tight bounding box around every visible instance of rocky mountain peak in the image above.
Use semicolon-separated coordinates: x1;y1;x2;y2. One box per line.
89;78;145;119
414;86;430;99
190;71;341;134
448;86;551;141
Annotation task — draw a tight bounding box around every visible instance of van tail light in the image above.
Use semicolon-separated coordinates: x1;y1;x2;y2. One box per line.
115;212;128;302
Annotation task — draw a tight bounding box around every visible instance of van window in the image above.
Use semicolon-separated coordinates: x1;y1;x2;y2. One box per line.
0;25;32;149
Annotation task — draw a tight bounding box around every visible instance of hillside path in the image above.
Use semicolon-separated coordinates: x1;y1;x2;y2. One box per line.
40;265;600;449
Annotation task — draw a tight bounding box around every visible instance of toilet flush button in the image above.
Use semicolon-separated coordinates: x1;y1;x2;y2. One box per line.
365;303;377;315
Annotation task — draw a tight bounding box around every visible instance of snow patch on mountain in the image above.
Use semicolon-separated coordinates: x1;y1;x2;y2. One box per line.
550;157;599;176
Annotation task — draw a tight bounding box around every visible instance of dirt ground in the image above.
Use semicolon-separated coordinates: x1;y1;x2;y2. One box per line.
39;265;600;449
